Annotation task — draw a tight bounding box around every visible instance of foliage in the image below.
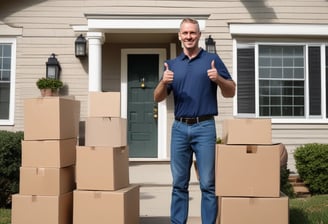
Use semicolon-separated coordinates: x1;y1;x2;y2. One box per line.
294;143;328;195
0;131;23;208
280;167;295;198
36;77;63;90
290;194;328;224
0;208;11;224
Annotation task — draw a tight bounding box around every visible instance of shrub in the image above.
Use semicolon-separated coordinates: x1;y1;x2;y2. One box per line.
0;131;23;208
36;77;63;90
294;143;328;194
280;167;295;198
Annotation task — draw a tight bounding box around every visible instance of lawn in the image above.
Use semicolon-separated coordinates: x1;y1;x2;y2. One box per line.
0;209;10;224
1;195;328;224
290;194;328;224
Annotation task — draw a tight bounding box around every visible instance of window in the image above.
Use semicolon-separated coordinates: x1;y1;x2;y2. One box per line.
236;43;328;121
0;39;16;125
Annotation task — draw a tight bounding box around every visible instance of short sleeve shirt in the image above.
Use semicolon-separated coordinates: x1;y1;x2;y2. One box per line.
165;49;232;118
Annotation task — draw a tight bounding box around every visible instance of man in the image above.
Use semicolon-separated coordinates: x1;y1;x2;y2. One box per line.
154;18;236;224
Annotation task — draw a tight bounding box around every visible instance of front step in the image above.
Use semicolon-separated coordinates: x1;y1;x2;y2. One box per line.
288;175;311;197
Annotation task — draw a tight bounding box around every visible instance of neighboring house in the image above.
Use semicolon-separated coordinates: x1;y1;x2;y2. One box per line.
1;0;328;172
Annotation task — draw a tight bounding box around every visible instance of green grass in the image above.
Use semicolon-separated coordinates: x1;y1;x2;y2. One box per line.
290;194;328;224
1;195;328;224
0;209;10;224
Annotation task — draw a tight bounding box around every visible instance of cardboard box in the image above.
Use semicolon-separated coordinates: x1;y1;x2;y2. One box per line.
73;185;140;224
222;118;272;144
218;194;289;224
88;91;120;117
21;138;76;168
19;166;75;196
216;144;280;197
24;97;80;140
11;192;73;224
85;117;127;147
76;146;129;191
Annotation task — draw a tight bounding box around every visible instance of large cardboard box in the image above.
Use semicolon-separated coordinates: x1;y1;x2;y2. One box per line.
88;91;120;117
21;138;76;168
73;185;140;224
24;97;80;140
76;146;129;191
11;192;73;224
222;118;272;144
85;117;127;147
216;144;280;197
19;166;75;196
218;194;289;224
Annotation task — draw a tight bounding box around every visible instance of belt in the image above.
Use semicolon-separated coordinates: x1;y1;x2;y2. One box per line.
175;115;214;125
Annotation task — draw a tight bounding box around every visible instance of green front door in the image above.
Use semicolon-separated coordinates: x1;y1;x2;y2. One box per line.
127;54;159;158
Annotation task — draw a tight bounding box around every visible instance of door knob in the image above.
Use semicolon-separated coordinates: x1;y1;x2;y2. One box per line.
153;106;158;119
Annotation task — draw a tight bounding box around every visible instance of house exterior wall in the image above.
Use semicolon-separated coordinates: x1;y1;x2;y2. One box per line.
1;0;328;171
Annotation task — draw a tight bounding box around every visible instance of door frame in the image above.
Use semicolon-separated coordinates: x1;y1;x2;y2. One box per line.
121;48;167;159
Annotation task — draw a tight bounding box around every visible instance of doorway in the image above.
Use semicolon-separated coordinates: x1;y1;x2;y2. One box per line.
121;49;167;158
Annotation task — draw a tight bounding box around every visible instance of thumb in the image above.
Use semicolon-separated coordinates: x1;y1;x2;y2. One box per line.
164;62;169;71
211;60;216;69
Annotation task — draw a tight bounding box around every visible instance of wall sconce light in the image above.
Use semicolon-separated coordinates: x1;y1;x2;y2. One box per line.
75;34;87;57
46;53;61;79
205;35;217;54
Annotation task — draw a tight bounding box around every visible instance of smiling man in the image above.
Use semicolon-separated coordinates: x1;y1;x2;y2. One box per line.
154;18;236;224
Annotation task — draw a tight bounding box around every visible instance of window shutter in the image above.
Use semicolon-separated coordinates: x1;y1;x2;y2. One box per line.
237;48;255;114
308;46;321;116
326;46;328;118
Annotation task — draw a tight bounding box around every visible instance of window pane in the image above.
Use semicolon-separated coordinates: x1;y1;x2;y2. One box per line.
259;68;270;78
283;58;293;67
3;45;11;56
259;45;305;117
259;57;270;66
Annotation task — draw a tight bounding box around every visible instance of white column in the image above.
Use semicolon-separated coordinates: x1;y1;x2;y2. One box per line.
86;32;105;91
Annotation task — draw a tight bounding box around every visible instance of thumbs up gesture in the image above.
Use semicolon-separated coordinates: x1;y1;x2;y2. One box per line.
162;62;174;84
207;60;219;83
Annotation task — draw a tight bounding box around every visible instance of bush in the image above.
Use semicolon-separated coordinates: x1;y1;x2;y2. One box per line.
280;167;295;198
294;143;328;195
0;131;23;208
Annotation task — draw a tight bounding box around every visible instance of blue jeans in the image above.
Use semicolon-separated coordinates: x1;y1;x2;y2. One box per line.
170;119;217;224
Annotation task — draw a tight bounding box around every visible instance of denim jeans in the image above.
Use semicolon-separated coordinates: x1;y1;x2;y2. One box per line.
170;119;217;224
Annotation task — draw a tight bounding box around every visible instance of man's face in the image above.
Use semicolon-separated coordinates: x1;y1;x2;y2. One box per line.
178;22;201;50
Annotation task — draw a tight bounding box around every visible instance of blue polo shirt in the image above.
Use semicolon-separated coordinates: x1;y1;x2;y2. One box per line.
165;49;232;118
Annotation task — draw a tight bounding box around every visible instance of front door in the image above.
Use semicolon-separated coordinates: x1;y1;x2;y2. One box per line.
127;54;159;158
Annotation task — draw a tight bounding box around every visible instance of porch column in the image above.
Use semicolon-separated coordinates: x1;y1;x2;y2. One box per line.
86;32;105;91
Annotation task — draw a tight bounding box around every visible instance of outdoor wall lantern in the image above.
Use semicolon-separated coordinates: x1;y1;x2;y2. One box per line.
46;53;61;79
75;34;87;57
205;35;217;54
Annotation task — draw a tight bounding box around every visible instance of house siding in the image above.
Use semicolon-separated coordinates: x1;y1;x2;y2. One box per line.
1;0;328;171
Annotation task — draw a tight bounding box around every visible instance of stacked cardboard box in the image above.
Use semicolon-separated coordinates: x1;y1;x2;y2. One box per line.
215;118;289;224
73;92;140;224
12;96;80;224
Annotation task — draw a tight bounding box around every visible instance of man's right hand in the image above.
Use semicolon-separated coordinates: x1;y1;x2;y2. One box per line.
162;63;174;85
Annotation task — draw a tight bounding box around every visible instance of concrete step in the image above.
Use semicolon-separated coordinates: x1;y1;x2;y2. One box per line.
288;175;310;197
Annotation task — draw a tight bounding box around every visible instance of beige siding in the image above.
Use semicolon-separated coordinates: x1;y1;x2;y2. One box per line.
1;0;328;170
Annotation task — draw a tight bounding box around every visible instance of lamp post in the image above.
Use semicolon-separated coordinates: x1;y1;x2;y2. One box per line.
46;53;61;79
205;35;217;54
75;34;87;57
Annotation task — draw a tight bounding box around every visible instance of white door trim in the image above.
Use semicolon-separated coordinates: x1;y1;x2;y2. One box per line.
121;48;167;159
